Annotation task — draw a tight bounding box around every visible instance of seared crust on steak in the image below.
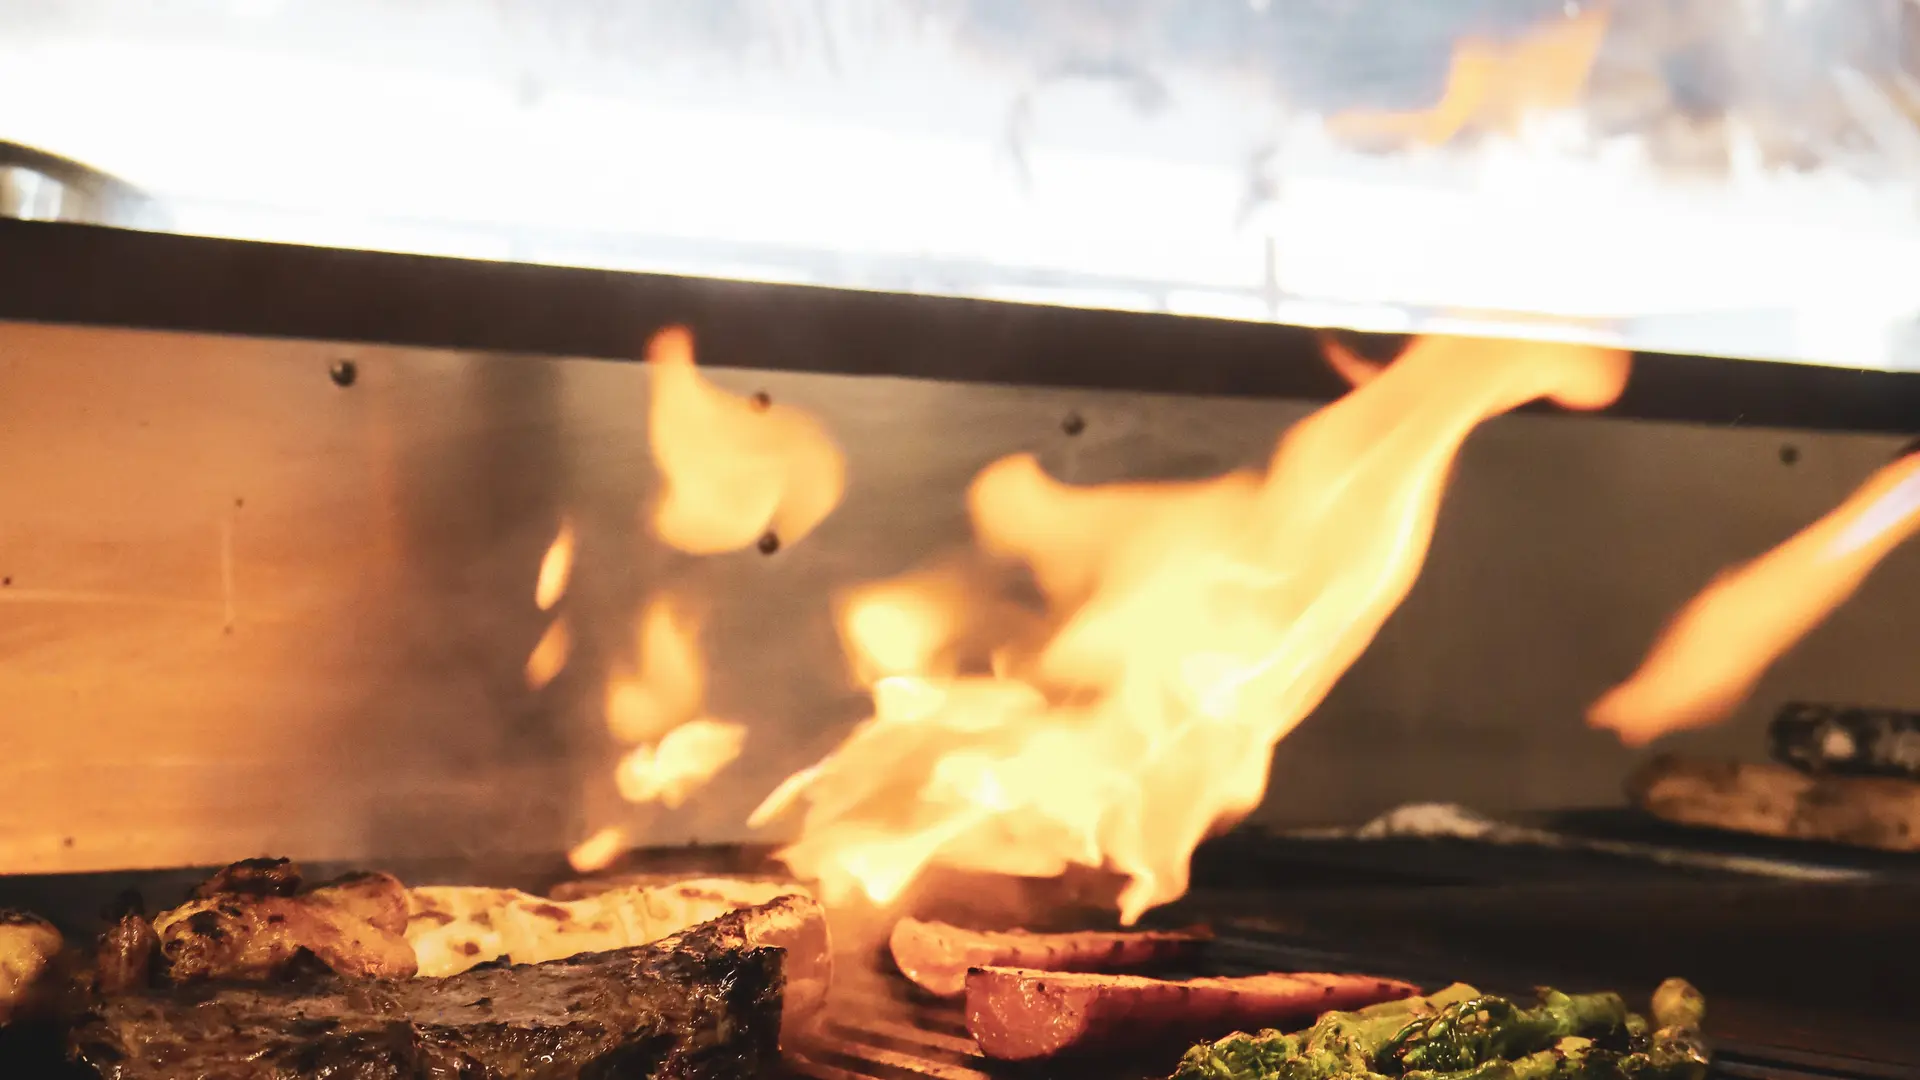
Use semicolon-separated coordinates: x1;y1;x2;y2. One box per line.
890;918;1211;997
71;895;823;1080
964;966;1420;1060
1630;753;1920;850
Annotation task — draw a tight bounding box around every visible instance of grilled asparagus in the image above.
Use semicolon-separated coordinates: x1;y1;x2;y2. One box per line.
1172;981;1707;1080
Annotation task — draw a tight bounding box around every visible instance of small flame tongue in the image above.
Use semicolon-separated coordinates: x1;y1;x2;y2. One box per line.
647;327;846;555
755;336;1629;923
1591;450;1920;746
1329;5;1609;147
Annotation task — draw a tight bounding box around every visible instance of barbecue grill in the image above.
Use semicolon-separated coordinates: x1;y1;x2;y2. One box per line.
7;2;1920;1077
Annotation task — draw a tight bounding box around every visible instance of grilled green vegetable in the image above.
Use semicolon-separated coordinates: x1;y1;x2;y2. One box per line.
1649;979;1704;1032
1171;981;1706;1080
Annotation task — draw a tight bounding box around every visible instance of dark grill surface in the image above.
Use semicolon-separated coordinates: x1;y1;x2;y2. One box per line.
789;930;1920;1080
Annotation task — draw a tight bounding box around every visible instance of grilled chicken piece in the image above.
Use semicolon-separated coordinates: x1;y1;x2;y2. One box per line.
155;894;419;981
309;870;409;936
191;856;302;899
407;877;808;978
95;912;160;995
964;966;1420;1060
890;917;1211;997
156;862;417;982
0;911;63;1023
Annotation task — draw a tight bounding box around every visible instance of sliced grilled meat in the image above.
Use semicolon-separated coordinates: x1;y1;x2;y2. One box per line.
964;966;1420;1060
890;917;1210;997
71;895;822;1080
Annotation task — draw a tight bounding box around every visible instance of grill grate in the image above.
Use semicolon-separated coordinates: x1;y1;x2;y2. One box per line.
787;931;1920;1080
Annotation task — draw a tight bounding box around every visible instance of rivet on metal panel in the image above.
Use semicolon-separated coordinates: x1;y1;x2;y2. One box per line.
757;531;781;555
1060;411;1086;436
328;359;358;387
750;391;772;411
1779;444;1800;466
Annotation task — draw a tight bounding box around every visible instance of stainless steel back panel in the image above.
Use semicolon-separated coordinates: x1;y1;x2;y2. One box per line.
1;319;1912;872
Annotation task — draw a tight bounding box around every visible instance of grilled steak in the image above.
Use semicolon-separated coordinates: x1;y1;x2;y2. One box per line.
890;918;1210;997
965;966;1420;1060
71;895;826;1080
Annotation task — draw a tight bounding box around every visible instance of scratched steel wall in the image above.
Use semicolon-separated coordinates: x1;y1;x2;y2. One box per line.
1;318;1915;873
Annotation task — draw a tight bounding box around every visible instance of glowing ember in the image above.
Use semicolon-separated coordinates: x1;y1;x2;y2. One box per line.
606;599;706;744
646;325;847;555
1591;450;1920;746
1329;5;1608;147
753;336;1629;923
616;718;748;808
568;825;627;873
535;518;576;612
525;617;571;691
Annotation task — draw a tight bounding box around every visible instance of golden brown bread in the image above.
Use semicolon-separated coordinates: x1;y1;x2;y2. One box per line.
1629;753;1920;850
406;877;810;977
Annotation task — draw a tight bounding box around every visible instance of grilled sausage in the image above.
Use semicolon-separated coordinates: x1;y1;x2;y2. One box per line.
890;918;1210;997
964;966;1420;1060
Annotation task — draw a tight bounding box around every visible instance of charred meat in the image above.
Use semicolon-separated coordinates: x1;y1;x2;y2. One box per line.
191;857;303;899
71;895;822;1080
890;917;1211;997
94;912;159;997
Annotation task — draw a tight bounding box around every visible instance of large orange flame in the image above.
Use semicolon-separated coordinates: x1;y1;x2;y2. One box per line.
646;326;847;555
1329;5;1609;147
1590;450;1920;746
753;336;1629;922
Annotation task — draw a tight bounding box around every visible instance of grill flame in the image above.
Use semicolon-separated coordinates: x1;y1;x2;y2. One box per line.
1591;449;1920;745
647;326;847;555
754;336;1629;922
1329;4;1609;148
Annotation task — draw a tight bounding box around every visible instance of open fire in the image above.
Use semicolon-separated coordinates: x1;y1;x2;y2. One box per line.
555;327;1633;920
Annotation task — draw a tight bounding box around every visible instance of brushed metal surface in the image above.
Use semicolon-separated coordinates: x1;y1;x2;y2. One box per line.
2;319;1916;874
